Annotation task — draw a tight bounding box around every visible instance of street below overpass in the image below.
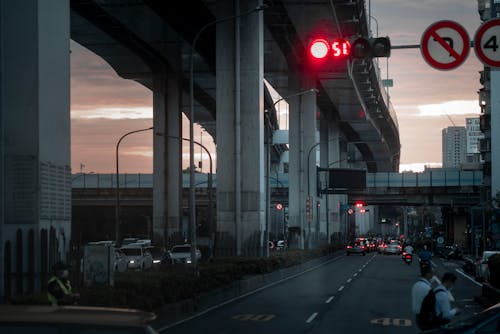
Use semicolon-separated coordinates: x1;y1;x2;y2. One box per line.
153;252;483;334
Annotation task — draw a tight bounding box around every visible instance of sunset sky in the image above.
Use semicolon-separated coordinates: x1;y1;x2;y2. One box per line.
70;0;483;174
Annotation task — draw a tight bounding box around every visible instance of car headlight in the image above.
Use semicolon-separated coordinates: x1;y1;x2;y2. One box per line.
186;259;192;264
153;260;161;264
129;260;135;264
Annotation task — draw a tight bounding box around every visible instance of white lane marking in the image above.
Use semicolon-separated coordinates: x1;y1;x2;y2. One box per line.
157;254;345;332
455;268;483;287
353;273;358;277
338;285;345;292
347;278;352;283
358;269;362;272
306;312;318;323
325;296;334;304
430;260;437;268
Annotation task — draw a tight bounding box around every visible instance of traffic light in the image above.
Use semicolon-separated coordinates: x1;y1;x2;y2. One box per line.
350;37;391;59
308;37;351;60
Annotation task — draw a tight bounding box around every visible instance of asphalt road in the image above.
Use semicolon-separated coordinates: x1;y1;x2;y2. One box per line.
154;252;484;334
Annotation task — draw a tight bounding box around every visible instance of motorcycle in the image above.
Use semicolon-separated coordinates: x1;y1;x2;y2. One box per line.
445;245;463;260
402;251;412;265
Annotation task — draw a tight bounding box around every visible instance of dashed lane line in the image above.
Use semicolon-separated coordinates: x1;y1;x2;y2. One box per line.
353;273;358;277
347;278;352;283
156;254;345;332
325;296;334;304
306;312;318;323
338;285;345;292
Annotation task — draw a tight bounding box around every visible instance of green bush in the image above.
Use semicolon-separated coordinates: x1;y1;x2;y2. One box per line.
62;244;343;311
488;254;500;289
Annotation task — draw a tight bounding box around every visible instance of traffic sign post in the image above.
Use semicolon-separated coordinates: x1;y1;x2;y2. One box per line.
474;18;500;67
420;20;470;70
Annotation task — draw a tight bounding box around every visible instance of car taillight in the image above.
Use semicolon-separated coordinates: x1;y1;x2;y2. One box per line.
347;246;352;249
402;252;407;256
383;245;388;248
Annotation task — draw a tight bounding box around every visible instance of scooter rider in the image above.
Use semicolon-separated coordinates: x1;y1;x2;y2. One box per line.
404;244;414;255
419;245;433;268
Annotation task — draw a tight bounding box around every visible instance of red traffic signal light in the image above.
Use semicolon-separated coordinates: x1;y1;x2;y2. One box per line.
275;203;283;211
308;38;351;60
309;38;329;59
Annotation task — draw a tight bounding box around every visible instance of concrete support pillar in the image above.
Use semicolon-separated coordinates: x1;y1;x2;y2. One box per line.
152;69;182;247
288;74;318;249
0;0;70;298
319;120;329;244
491;70;500;199
216;0;264;256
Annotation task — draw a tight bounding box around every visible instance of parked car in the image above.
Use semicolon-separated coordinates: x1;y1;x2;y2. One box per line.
422;301;500;333
144;245;169;265
346;242;367;256
120;244;153;271
0;305;159;333
169;244;202;264
475;250;500;282
383;241;402;255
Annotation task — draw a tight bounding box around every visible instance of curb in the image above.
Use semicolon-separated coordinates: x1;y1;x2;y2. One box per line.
152;251;342;327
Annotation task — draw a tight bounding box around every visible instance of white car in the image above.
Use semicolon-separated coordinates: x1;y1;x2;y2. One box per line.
169;244;202;264
475;251;500;282
120;244;153;271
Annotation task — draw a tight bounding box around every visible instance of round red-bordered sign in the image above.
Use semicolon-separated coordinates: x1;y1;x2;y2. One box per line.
420;20;470;70
474;18;500;68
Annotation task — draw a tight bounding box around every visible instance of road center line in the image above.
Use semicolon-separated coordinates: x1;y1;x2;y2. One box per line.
338;285;345;292
358;269;362;272
157;254;345;332
455;268;483;287
347;278;352;283
353;273;358;277
325;296;334;304
306;312;318;323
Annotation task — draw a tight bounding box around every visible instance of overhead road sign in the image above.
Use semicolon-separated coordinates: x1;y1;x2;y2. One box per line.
474;18;500;68
420;20;470;70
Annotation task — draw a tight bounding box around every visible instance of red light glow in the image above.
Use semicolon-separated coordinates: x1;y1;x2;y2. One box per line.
332;39;351;57
309;39;329;59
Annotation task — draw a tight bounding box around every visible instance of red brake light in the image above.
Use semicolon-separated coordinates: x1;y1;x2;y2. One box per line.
347;245;352;249
309;39;329;59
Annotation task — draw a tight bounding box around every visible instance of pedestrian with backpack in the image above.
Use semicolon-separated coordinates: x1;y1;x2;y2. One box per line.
417;272;461;331
411;264;434;329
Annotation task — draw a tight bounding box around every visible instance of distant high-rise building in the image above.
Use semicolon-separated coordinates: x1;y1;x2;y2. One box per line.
466;117;484;163
442;126;466;168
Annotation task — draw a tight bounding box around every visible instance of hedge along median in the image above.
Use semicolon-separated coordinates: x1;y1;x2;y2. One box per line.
77;244;343;312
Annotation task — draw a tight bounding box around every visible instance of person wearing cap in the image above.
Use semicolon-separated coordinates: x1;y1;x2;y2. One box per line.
47;261;79;306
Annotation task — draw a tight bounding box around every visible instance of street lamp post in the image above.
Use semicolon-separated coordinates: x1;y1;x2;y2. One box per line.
189;4;265;264
158;133;214;257
115;126;153;245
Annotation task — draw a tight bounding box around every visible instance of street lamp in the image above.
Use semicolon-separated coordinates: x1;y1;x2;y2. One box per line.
115;126;153;245
156;133;214;257
189;4;266;264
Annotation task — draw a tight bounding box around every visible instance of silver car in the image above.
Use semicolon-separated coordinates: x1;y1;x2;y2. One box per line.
383;242;402;255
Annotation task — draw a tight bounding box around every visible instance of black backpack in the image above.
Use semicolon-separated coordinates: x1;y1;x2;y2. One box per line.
417;288;451;330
